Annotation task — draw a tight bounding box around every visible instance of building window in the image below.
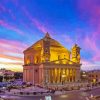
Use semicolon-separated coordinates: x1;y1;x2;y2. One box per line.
35;69;38;72
92;75;94;77
36;56;39;63
58;55;60;60
96;75;98;77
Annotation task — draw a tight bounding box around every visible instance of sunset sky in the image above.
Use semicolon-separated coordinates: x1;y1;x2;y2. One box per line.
0;0;100;71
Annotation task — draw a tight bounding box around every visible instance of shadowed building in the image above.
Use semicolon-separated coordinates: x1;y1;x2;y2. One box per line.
88;70;100;83
23;33;81;85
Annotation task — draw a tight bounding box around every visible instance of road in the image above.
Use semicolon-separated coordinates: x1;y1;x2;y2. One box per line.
0;87;100;100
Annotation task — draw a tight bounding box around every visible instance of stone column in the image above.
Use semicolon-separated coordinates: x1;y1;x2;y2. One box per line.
48;69;49;83
62;68;65;83
65;68;67;83
57;68;59;83
66;68;68;82
54;68;56;83
70;68;72;82
69;69;71;82
76;68;80;82
49;69;52;83
32;68;34;85
55;68;58;83
26;69;27;82
47;69;49;84
73;69;75;82
72;69;73;82
50;68;53;83
45;69;49;84
23;69;25;82
59;68;61;83
27;69;29;82
61;68;63;84
53;68;55;83
48;69;51;84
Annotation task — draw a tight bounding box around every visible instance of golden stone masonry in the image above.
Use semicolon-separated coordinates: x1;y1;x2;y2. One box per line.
23;32;81;85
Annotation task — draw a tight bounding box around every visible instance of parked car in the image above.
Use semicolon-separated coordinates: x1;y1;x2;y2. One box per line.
0;90;5;93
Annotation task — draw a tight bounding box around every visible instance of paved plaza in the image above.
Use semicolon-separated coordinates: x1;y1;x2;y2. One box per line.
0;87;100;100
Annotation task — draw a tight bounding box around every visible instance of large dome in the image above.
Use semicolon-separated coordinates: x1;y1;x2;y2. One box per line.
24;33;70;53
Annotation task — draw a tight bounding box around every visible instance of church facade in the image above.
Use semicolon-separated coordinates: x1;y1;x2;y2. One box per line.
23;33;81;85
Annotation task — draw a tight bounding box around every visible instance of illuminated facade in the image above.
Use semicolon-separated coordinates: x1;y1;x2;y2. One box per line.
23;33;81;85
88;70;100;83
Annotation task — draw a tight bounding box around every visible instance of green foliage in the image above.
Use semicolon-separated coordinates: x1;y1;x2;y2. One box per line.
0;76;3;82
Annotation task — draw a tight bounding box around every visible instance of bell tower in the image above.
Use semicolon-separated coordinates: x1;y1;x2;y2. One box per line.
43;32;50;62
71;44;81;64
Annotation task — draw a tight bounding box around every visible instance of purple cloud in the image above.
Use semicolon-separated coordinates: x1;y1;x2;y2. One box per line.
22;7;52;34
0;20;25;35
0;39;28;71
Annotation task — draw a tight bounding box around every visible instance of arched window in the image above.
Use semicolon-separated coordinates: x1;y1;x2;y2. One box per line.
26;56;30;64
36;56;38;63
34;56;39;64
33;56;34;64
58;55;60;60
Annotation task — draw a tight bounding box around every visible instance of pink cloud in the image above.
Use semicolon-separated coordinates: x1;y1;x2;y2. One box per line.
0;39;28;61
78;0;100;17
81;59;91;65
0;4;16;20
77;0;100;63
0;20;25;35
32;19;48;33
0;63;23;72
74;27;100;65
0;54;23;61
84;36;96;52
11;0;19;7
22;7;51;34
0;4;6;12
0;62;23;65
77;0;100;35
62;35;73;44
81;59;100;70
77;0;100;34
0;39;25;71
7;9;16;20
73;27;100;67
2;4;53;35
0;39;27;52
83;35;100;62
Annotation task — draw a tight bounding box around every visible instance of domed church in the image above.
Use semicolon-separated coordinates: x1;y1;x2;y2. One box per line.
23;32;81;85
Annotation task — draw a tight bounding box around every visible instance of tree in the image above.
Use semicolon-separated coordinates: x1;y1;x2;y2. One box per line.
14;72;23;79
0;76;3;82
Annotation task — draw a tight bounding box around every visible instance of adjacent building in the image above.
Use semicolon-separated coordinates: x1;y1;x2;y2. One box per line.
87;70;100;83
81;71;88;82
0;68;15;82
0;68;14;77
23;33;81;85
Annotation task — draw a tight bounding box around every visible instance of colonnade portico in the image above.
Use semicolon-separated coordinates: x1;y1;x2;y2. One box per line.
23;33;81;85
44;65;80;85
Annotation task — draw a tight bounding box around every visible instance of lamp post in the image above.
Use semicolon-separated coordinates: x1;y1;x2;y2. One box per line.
62;74;66;85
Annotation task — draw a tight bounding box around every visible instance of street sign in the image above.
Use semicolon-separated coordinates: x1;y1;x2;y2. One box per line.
45;96;52;100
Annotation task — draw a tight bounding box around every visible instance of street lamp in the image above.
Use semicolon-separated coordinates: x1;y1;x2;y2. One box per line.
62;74;66;85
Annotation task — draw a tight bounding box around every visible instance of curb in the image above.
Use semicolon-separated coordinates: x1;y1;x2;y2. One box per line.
2;86;100;97
4;90;83;97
